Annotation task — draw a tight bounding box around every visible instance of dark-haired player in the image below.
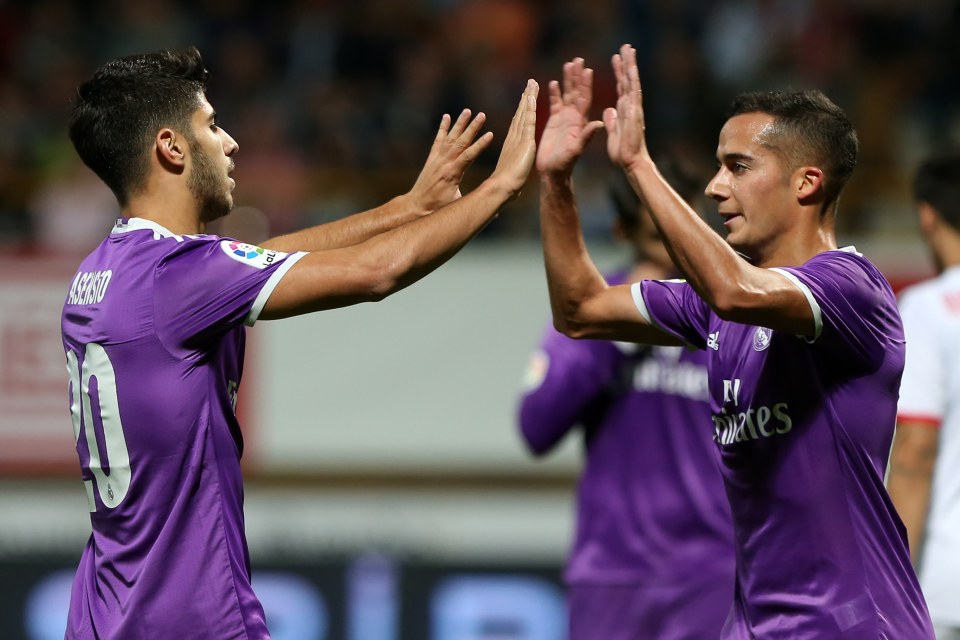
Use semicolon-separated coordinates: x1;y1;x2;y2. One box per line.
536;47;933;638
62;47;538;638
517;161;733;639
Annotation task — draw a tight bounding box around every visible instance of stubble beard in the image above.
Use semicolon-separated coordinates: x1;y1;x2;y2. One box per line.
188;139;233;224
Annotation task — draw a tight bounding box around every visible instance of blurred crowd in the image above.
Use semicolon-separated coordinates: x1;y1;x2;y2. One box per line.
1;0;958;253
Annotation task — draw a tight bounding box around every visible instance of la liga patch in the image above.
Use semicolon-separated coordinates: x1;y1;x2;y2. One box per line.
219;240;285;269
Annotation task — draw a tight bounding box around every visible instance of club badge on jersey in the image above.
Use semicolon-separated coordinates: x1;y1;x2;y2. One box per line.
219;241;286;269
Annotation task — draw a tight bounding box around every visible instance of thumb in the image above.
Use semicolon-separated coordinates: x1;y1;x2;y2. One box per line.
582;120;605;144
602;107;618;134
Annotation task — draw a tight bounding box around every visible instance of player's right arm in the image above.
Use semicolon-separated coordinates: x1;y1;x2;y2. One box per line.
538;58;679;346
261;110;493;253
259;80;539;319
517;328;618;455
886;285;944;567
888;418;939;566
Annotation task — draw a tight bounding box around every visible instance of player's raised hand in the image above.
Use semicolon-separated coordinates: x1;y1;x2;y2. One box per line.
604;44;649;171
536;58;605;176
407;109;494;212
490;79;540;198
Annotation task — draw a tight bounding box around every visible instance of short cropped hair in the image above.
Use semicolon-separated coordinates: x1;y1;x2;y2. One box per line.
728;90;859;210
914;152;960;230
609;157;702;231
69;47;208;206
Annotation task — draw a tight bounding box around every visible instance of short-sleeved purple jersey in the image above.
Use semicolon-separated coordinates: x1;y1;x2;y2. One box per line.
632;248;934;639
519;271;735;638
61;217;305;639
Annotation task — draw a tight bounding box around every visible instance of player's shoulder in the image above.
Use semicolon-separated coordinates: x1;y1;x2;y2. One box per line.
122;220;281;272
110;217;214;255
800;247;893;295
802;246;879;275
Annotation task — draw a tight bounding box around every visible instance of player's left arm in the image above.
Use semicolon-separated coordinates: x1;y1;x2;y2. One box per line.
887;418;939;566
605;44;815;337
261;110;492;252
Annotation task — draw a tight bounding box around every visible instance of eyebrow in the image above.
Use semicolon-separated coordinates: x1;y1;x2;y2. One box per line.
717;152;754;163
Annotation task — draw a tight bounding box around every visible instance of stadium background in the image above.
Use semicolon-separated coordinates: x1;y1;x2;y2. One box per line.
0;0;956;637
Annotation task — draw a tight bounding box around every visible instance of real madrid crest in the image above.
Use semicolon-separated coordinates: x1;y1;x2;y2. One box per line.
753;327;772;352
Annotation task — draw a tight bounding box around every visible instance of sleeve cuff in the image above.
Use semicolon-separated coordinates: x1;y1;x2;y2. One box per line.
630;281;653;324
896;413;942;428
770;267;823;341
245;251;308;326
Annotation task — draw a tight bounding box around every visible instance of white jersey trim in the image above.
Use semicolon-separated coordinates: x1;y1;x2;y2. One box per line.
112;217;178;240
630;280;699;350
770;267;823;341
630;281;653;324
245;251;308;326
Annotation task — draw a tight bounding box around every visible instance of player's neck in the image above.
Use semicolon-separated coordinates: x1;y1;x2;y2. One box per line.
754;216;837;269
123;190;204;236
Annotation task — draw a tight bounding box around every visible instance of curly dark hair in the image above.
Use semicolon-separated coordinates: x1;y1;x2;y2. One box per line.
69;47;209;206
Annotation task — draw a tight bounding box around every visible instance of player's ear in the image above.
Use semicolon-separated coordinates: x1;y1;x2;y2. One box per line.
796;166;824;204
156;129;185;169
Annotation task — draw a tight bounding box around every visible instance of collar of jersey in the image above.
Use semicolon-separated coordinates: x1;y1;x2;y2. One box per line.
112;217;176;239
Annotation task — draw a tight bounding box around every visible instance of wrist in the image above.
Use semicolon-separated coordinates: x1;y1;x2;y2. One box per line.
539;171;575;197
396;192;431;219
477;175;518;204
537;169;575;188
623;150;656;178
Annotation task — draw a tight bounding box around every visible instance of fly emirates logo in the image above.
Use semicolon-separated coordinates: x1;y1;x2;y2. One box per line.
712;378;792;446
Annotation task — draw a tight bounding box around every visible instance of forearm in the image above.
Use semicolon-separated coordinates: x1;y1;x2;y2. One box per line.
626;157;746;307
887;422;938;566
519;395;579;456
260;179;514;319
519;379;597;455
887;466;933;566
377;180;515;292
539;172;610;335
260;193;427;252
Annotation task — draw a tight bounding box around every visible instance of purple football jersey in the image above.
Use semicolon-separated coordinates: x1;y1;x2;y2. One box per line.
61;217;305;639
519;272;735;639
633;248;934;639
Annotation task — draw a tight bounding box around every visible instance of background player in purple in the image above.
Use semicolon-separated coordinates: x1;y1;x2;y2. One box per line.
535;47;934;638
887;152;960;640
61;47;538;639
517;163;734;639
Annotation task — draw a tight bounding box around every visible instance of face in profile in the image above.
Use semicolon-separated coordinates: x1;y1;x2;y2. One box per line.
705;112;797;263
187;94;238;224
189;138;233;223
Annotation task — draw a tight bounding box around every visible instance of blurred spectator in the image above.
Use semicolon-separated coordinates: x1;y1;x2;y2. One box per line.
0;0;957;248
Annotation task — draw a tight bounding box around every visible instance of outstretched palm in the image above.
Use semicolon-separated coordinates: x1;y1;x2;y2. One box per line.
604;44;648;172
536;58;604;176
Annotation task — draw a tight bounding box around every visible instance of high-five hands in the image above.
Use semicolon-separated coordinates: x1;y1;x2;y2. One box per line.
538;45;649;174
604;44;649;172
408;79;538;212
536;58;605;177
408;109;493;213
491;79;540;198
